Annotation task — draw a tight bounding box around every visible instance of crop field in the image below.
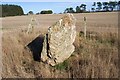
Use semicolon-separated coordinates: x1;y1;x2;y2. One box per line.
2;12;119;78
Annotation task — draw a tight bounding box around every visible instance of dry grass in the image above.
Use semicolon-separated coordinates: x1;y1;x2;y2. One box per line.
68;31;118;78
2;12;119;78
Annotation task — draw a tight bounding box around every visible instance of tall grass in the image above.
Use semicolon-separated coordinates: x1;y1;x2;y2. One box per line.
54;31;118;78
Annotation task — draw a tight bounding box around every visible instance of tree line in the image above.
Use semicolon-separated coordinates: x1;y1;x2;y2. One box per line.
64;1;120;13
0;4;53;17
29;10;53;15
0;4;24;17
1;1;120;17
91;1;120;12
25;1;120;15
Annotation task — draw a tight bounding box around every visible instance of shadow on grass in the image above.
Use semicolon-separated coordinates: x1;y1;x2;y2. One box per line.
27;35;44;62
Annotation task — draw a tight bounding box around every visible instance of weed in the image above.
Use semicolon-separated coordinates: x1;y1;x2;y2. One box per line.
54;60;69;71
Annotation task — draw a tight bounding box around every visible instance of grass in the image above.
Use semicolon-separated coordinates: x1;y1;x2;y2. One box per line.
54;60;69;71
72;31;118;78
7;29;117;78
54;31;118;78
2;12;118;78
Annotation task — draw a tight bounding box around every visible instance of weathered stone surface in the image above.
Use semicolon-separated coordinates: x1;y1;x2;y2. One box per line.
41;13;76;66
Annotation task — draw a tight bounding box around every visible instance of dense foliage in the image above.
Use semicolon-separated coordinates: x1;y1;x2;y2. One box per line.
27;11;34;15
1;4;24;17
40;10;53;14
65;1;120;13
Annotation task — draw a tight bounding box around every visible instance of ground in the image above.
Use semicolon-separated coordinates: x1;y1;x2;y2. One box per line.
1;12;119;78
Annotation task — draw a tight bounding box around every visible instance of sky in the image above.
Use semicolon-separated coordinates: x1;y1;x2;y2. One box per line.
1;0;119;14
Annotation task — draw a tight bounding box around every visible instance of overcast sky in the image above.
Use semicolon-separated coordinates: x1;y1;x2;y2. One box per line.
1;0;118;14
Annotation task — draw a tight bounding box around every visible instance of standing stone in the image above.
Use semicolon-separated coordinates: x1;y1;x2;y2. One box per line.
41;13;76;66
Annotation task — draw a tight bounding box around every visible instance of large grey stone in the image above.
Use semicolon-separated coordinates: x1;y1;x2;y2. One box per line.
41;13;76;66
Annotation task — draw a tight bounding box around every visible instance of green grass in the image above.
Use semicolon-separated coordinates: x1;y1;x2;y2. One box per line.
54;60;69;71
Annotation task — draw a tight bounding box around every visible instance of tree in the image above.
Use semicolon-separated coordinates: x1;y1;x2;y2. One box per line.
80;4;86;12
69;7;75;13
64;7;75;13
118;1;120;11
96;2;102;11
92;2;96;6
108;1;118;11
40;10;53;14
91;2;96;12
1;4;24;17
76;6;81;13
64;8;69;13
91;8;95;12
28;11;34;15
102;2;109;11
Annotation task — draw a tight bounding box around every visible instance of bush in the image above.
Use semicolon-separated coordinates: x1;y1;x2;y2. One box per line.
27;11;34;15
54;60;69;70
40;10;53;14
